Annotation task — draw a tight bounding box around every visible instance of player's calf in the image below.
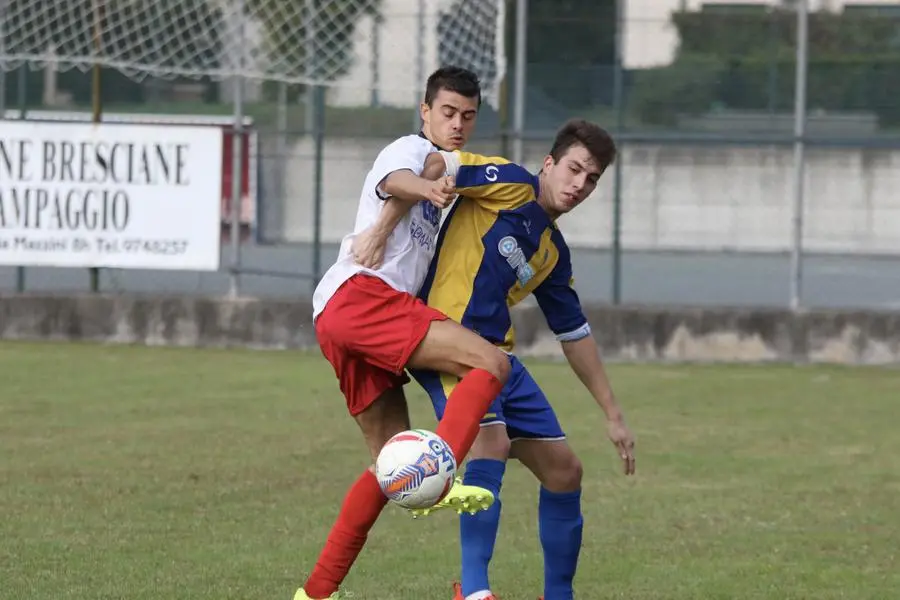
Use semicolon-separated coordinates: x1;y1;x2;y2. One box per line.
515;439;584;600
352;387;412;463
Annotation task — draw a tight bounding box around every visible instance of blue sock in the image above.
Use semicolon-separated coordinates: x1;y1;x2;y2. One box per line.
459;458;506;597
538;487;583;600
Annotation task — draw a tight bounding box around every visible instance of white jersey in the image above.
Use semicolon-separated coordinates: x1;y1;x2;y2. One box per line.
312;134;444;320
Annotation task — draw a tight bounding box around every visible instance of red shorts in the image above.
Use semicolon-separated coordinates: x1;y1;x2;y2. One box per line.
315;274;448;417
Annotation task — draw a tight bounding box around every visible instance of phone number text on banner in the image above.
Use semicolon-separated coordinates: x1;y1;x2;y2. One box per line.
0;121;223;270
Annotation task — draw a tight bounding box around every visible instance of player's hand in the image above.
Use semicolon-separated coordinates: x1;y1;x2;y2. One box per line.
425;175;456;209
351;225;389;269
607;415;636;475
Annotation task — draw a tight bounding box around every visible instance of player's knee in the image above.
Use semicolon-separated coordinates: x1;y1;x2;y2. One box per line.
474;345;510;384
542;453;583;493
558;454;584;492
470;425;511;461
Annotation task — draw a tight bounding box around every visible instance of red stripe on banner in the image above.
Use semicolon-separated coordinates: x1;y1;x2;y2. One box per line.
220;126;255;243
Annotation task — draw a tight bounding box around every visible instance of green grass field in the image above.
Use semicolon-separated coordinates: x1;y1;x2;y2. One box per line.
1;341;898;600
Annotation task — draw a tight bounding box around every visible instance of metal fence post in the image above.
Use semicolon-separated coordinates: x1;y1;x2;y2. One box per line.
370;10;380;108
413;0;424;132
228;0;246;299
0;0;6;118
611;0;625;305
1;0;28;294
15;66;26;293
89;0;103;293
310;1;325;293
511;0;527;165
496;0;509;157
305;0;316;135
789;0;809;311
272;81;287;243
311;84;325;293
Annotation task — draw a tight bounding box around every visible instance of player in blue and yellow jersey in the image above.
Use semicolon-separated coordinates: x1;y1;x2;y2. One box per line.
352;119;636;599
390;119;636;600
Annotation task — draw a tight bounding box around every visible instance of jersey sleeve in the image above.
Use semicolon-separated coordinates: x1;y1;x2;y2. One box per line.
532;245;592;342
440;150;536;211
370;136;435;200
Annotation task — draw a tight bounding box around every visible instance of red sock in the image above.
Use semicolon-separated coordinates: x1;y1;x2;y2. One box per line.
436;368;503;463
303;469;387;599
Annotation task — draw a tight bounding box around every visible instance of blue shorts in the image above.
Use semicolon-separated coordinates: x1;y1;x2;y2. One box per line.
410;355;565;441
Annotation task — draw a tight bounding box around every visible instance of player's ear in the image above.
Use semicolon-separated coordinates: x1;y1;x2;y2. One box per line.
542;154;554;172
419;101;430;123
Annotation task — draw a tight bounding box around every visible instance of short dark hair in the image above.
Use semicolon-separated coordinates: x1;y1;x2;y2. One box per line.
548;119;617;170
424;66;482;108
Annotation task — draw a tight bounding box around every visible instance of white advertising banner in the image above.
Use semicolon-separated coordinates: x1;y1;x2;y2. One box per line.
0;121;223;270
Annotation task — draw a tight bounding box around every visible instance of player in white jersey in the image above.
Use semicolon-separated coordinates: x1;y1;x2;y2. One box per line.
310;132;449;316
296;67;511;600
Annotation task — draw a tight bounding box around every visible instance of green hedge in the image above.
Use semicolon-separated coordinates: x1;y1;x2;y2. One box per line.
632;55;900;127
672;10;900;57
629;10;900;129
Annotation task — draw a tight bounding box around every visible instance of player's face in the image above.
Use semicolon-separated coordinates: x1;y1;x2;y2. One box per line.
540;143;604;217
420;89;479;151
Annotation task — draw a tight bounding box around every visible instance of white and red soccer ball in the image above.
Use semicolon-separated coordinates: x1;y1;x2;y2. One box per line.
375;429;457;509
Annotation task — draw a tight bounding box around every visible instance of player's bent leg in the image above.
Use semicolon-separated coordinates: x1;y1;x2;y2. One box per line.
298;387;410;599
513;439;584;600
407;318;511;383
404;369;503;522
323;278;507;487
406;319;510;497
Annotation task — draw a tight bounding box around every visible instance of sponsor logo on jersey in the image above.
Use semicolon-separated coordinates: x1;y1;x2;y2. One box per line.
497;235;534;285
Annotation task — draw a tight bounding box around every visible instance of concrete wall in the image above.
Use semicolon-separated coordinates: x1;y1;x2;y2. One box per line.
272;137;900;255
2;294;898;365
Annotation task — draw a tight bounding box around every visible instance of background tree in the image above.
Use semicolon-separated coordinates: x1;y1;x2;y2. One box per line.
517;0;616;110
631;7;900;128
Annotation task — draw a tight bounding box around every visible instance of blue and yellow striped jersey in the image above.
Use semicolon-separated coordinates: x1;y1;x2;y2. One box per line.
418;151;591;352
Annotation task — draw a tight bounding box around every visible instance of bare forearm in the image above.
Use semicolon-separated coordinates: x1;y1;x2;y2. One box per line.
371;197;412;237
381;153;447;202
381;171;430;205
369;153;452;239
562;335;623;420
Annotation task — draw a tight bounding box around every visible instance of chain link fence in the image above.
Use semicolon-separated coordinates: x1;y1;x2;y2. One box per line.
1;0;898;309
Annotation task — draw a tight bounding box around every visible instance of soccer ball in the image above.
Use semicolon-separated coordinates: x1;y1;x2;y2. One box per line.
375;429;457;510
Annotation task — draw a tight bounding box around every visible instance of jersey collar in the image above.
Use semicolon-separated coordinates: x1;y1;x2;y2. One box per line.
418;130;452;152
